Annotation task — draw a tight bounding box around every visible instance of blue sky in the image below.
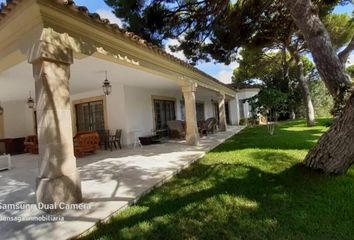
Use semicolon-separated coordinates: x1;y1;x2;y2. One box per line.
1;0;353;83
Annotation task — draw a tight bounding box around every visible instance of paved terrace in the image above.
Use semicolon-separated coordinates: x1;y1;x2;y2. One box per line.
0;126;244;240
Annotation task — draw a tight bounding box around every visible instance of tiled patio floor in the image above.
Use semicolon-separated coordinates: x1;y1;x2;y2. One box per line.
0;126;244;240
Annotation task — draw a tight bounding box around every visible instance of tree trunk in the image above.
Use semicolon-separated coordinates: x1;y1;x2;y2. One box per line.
284;0;354;174
284;0;352;99
290;108;296;120
304;94;354;174
282;43;298;121
293;52;316;127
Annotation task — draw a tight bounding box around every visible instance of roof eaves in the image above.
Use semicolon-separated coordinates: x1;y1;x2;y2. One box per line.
0;0;235;93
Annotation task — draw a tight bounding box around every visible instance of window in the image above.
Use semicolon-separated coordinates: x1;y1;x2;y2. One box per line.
154;99;176;134
196;102;205;121
33;111;37;135
180;101;205;121
239;100;245;119
75;100;105;132
225;102;231;124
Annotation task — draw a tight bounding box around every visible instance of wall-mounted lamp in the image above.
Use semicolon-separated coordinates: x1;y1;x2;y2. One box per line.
27;91;35;109
102;71;112;96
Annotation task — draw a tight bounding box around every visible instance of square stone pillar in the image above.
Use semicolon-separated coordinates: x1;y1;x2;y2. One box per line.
181;81;199;146
218;92;227;131
28;41;82;209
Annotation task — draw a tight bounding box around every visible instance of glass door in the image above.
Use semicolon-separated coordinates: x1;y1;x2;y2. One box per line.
196;102;205;121
75;100;104;132
225;102;231;124
213;101;220;124
154;99;176;135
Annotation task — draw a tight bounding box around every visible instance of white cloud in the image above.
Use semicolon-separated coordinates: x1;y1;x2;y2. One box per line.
215;62;239;84
96;9;123;27
165;38;187;61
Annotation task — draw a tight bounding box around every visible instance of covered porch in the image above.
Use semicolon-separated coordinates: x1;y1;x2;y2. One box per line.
0;126;244;240
0;55;235;148
0;0;237;220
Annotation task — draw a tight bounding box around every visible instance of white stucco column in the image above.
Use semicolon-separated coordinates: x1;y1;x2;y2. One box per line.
228;98;238;125
235;93;240;125
218;92;227;131
28;41;82;209
181;81;199;146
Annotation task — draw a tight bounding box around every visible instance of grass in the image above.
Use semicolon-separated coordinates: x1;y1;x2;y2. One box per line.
84;119;354;240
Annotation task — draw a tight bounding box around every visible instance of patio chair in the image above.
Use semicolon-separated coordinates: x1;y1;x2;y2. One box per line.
24;135;38;154
205;117;218;134
109;129;122;151
73;131;100;157
97;129;110;150
1;138;26;155
167;120;186;139
198;120;207;136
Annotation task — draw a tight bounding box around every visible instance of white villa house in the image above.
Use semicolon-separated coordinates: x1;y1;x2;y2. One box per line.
0;0;259;208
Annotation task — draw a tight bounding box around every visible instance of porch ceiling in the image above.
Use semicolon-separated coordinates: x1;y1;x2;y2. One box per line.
0;56;180;102
0;0;236;99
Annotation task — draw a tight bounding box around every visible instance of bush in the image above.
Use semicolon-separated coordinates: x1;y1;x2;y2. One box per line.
239;118;248;125
239;118;259;126
320;118;333;127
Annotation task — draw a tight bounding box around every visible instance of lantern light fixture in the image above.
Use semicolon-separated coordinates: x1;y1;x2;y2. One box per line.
27;91;35;109
102;71;112;96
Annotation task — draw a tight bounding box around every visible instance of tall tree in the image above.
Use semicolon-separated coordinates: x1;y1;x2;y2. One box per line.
284;34;316;127
232;48;312;120
284;0;354;174
289;48;316;126
106;0;354;174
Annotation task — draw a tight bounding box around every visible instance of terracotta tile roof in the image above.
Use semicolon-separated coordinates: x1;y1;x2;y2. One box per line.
0;0;235;92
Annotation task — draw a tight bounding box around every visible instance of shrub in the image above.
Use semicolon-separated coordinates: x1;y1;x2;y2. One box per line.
321;118;333;127
239;118;248;125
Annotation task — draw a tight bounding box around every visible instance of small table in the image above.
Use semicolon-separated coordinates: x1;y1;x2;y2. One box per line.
139;135;161;146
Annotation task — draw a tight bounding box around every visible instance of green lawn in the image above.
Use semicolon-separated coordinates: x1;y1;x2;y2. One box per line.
84;119;354;240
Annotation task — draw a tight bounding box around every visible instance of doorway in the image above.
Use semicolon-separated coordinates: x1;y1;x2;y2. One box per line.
225;102;231;125
153;99;176;136
75;100;105;132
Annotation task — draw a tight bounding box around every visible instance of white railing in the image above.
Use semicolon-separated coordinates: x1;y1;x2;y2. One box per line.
0;154;11;171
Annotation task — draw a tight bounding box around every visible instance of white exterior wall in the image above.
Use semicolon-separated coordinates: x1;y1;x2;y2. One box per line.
2;101;34;138
229;98;238;125
232;89;260;125
123;85;183;145
1;84;227;145
195;95;217;120
70;85;128;139
204;100;215;119
122;85;217;145
70;84;128;145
